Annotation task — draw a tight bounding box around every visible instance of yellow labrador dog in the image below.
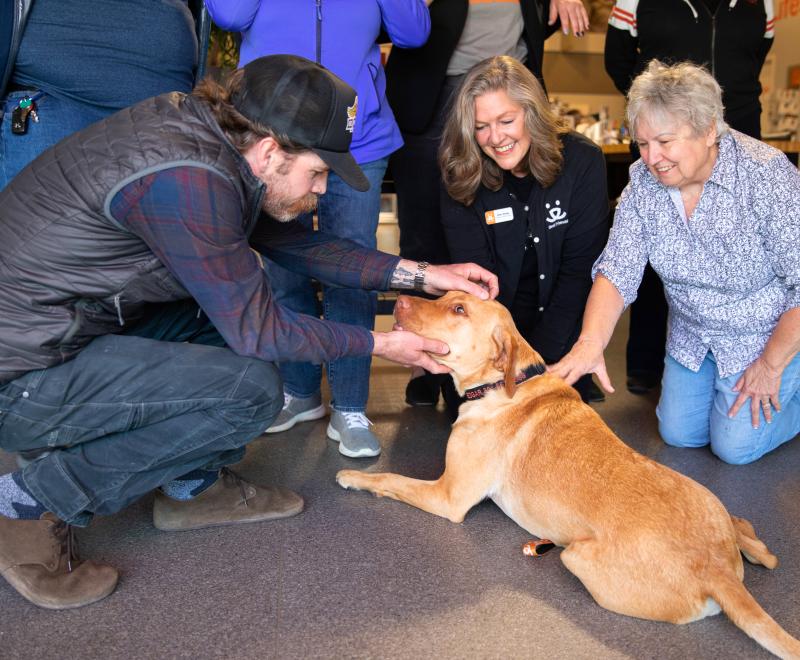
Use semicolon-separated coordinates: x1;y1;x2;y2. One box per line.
337;292;800;659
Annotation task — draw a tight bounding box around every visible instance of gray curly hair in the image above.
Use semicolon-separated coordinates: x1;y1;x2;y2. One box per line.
626;60;729;142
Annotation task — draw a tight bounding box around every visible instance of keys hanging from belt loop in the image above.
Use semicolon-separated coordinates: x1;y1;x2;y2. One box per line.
10;96;37;135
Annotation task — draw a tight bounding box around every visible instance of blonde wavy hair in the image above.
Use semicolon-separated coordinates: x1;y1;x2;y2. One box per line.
440;56;568;206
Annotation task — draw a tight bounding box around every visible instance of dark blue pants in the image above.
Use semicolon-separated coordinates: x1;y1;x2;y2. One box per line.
266;160;387;411
1;90;110;191
0;301;283;525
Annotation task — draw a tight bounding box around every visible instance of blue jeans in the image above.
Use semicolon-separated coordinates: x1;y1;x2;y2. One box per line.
1;90;110;190
0;301;283;525
656;352;800;464
267;158;388;412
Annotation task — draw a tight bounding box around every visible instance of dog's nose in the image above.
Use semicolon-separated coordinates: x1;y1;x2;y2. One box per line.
395;295;411;310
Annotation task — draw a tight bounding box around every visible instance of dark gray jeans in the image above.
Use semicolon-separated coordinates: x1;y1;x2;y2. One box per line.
0;301;283;525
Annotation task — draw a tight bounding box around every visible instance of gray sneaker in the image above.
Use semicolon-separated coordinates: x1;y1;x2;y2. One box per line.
326;410;381;458
265;391;326;433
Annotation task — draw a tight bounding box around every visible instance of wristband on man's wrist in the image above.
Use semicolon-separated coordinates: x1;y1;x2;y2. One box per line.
413;261;429;291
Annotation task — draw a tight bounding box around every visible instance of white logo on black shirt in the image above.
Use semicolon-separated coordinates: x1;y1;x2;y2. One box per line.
545;200;568;228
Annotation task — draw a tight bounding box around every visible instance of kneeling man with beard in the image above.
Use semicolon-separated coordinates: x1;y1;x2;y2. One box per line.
0;55;498;610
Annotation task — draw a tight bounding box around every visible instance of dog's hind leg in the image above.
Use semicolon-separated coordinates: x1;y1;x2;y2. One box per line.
731;515;778;569
559;539;711;623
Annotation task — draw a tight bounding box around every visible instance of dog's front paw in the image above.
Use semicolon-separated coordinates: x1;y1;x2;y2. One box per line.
336;469;363;491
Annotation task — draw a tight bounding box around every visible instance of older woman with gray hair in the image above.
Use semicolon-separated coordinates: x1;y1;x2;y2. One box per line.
551;60;800;465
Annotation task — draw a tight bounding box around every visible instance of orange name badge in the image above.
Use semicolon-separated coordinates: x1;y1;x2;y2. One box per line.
485;207;514;225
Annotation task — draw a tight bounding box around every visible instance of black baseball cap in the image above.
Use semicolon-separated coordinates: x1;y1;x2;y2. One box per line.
232;54;369;192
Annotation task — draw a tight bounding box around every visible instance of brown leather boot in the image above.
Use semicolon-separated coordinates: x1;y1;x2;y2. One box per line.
0;513;119;609
153;467;304;531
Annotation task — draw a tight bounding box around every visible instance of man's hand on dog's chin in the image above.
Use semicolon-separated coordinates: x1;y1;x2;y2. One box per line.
423;263;499;300
371;330;451;374
548;337;615;393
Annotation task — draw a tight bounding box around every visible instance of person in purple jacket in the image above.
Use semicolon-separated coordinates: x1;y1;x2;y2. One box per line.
206;0;432;458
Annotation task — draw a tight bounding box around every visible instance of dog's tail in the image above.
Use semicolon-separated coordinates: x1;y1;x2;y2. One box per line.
708;573;800;659
731;515;779;568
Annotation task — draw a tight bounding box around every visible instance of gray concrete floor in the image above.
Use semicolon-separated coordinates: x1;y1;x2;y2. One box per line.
1;313;799;660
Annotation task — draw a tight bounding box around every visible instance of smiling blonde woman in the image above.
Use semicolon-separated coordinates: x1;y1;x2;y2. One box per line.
439;55;610;412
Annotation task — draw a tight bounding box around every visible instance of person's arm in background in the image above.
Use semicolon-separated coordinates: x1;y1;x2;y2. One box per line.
756;1;775;77
522;1;588;93
378;0;431;47
548;0;590;36
0;0;32;99
529;144;609;364
604;0;639;95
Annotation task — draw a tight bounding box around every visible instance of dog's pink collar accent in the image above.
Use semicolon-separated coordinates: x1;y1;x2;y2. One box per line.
463;363;545;401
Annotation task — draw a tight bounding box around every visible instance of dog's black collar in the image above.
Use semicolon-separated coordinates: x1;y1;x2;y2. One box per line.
463;363;545;401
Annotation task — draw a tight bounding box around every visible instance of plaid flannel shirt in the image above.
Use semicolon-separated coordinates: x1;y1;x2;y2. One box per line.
110;166;400;364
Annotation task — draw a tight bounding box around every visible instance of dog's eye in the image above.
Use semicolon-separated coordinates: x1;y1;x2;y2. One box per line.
453;304;466;315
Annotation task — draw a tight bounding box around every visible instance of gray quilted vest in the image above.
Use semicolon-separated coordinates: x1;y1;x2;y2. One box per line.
0;93;265;384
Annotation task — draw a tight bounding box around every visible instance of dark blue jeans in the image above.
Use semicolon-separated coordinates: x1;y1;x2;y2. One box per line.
1;90;110;190
0;301;283;525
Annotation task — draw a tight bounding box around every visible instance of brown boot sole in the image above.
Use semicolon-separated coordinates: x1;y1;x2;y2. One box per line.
1;564;119;610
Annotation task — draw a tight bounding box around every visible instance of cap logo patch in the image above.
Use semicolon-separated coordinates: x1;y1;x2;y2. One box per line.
346;97;357;133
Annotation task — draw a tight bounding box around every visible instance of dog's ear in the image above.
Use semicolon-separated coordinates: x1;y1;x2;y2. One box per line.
492;325;518;398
